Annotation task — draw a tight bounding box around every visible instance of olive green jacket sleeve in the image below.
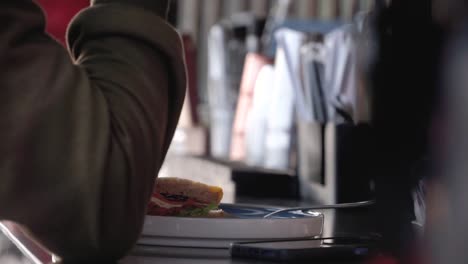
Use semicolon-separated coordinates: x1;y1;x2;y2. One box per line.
0;0;186;261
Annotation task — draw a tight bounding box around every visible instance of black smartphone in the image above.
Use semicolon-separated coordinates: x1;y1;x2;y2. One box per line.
230;237;377;262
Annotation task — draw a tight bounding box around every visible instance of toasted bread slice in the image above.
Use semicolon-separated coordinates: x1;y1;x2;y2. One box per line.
155;177;223;205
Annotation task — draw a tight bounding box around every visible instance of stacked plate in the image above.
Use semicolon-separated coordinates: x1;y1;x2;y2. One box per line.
138;204;323;248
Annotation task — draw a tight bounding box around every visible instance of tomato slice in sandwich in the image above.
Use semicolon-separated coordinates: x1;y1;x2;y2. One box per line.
146;177;224;217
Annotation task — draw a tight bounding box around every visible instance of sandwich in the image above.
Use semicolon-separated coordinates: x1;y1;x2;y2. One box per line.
147;177;224;217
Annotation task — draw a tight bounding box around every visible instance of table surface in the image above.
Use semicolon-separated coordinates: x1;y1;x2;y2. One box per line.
0;199;374;264
121;246;365;264
0;224;366;264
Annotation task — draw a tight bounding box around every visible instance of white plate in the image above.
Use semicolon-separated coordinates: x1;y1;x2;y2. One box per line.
138;204;323;248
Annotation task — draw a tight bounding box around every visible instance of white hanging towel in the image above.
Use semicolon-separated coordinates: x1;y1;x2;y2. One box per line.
264;28;306;170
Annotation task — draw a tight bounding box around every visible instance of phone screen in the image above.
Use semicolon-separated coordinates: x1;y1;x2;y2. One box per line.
239;239;323;249
230;238;375;262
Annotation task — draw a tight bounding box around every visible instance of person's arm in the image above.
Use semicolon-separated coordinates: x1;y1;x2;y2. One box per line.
0;0;186;261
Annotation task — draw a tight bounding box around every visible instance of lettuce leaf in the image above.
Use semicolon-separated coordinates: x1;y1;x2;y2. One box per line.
177;203;218;217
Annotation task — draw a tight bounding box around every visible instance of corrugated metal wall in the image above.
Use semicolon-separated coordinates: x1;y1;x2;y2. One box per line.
176;0;374;123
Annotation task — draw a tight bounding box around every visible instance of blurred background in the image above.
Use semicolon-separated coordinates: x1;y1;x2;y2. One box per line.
33;0;468;262
35;0;383;229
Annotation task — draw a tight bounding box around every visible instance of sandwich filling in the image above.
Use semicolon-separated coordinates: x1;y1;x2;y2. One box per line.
147;192;218;217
